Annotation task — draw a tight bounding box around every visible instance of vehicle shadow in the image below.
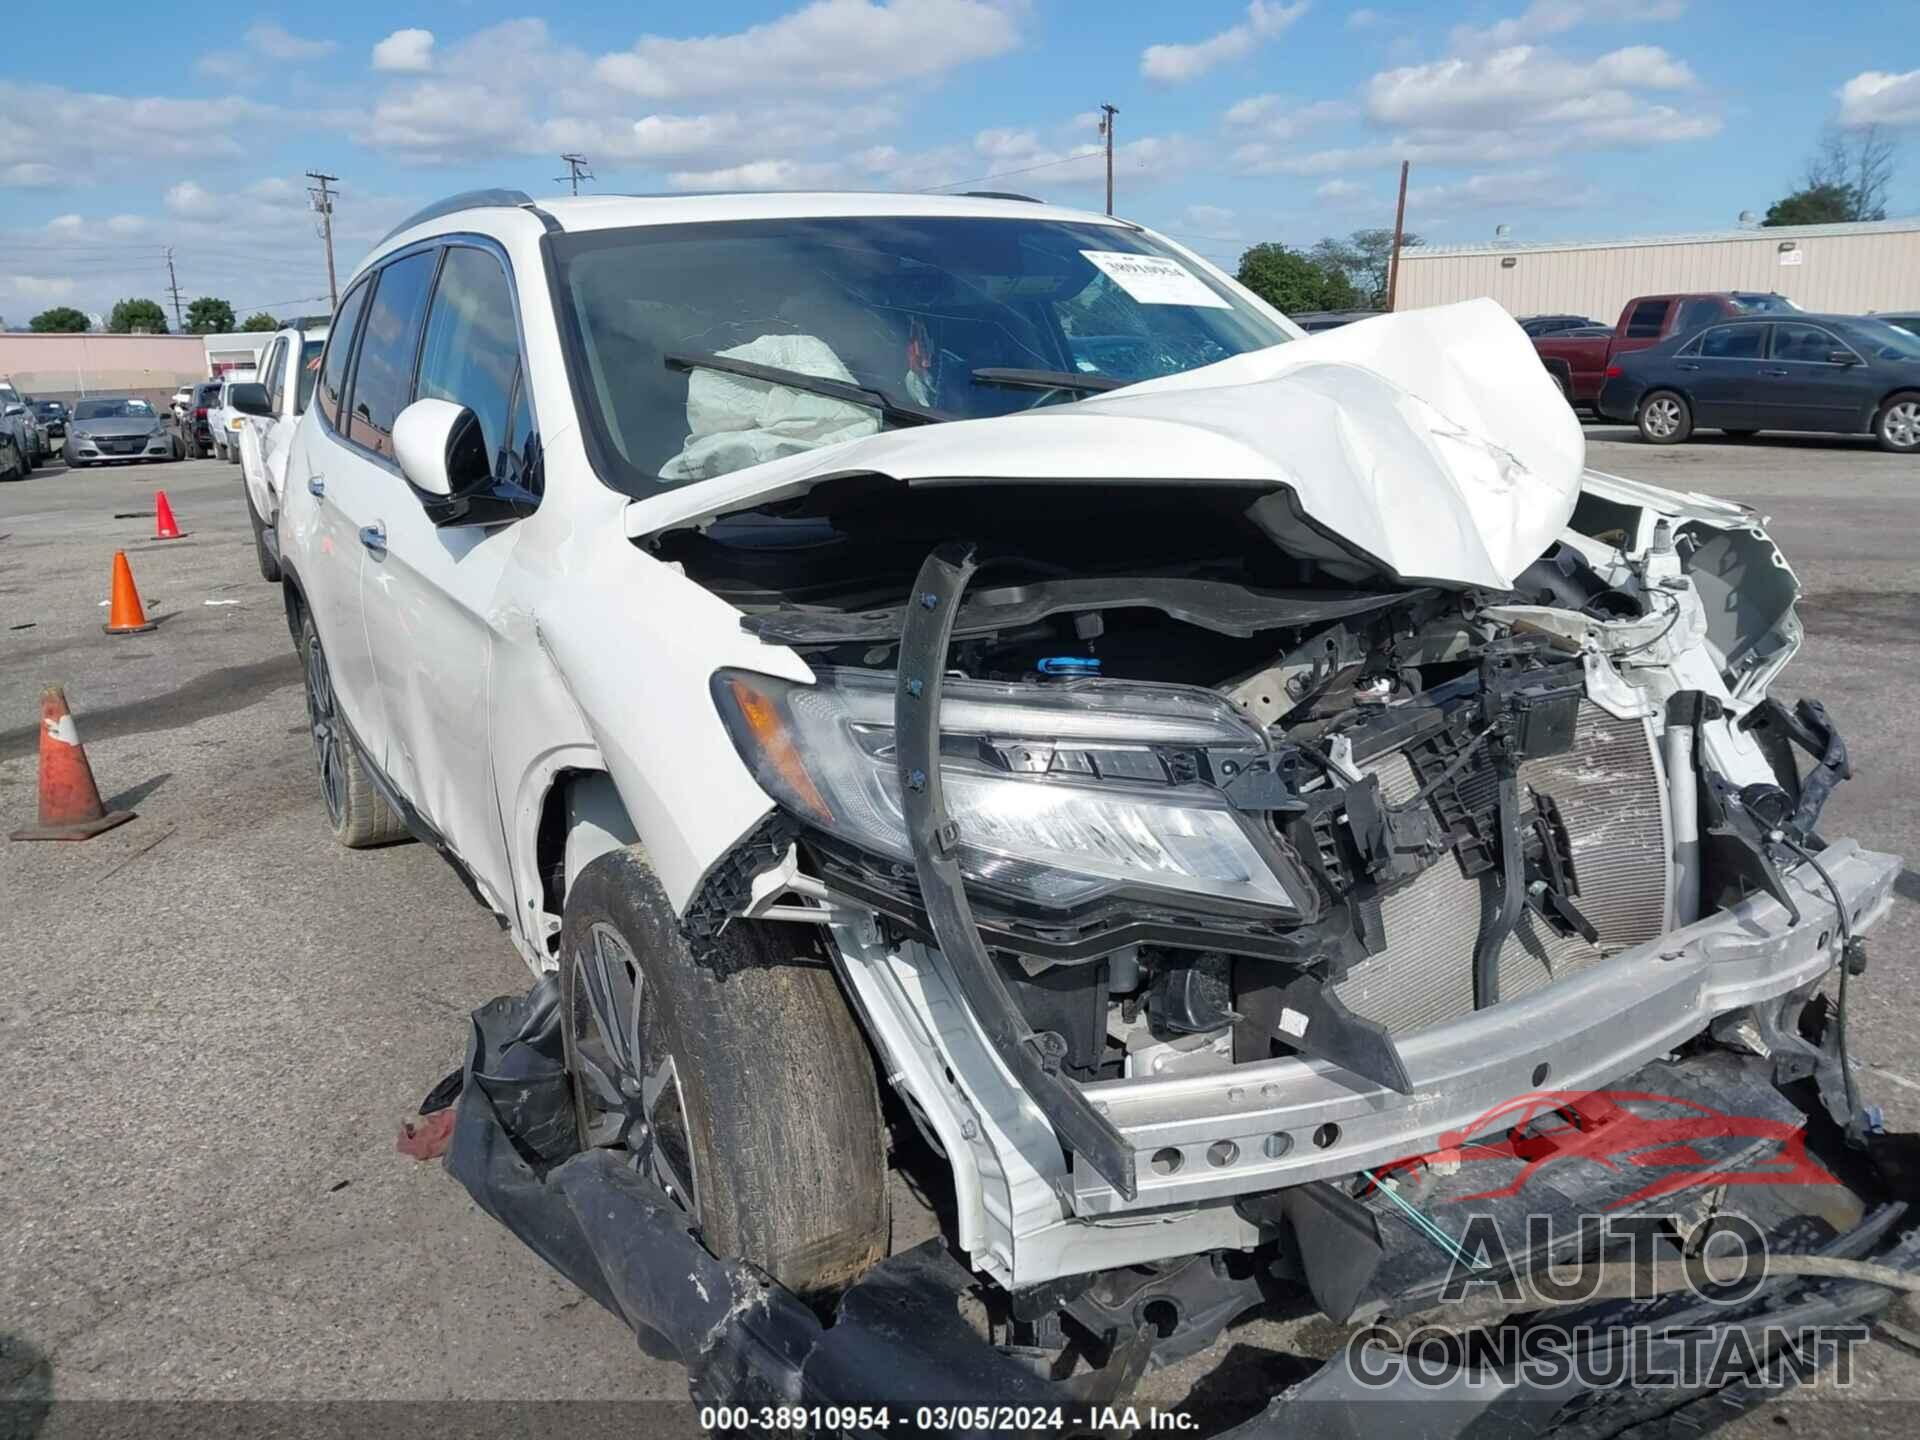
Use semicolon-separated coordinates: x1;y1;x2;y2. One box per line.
0;1330;53;1436
1581;421;1893;452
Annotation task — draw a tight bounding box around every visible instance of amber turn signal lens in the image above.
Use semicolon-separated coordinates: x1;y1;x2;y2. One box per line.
726;676;833;823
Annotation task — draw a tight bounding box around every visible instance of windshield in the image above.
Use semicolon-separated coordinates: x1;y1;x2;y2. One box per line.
1729;293;1801;313
549;215;1291;493
73;398;155;421
1852;320;1920;361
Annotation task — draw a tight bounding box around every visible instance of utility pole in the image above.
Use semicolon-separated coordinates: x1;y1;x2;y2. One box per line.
1098;104;1119;216
555;153;595;196
306;171;339;313
164;247;185;331
1385;160;1410;312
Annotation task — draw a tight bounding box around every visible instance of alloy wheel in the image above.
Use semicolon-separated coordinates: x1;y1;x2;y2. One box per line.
303;634;347;828
1643;397;1682;439
566;922;700;1216
1884;401;1920;451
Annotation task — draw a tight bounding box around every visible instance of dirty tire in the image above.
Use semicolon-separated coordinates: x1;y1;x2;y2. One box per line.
1637;390;1692;445
560;848;888;1298
298;612;409;849
1873;392;1920;454
245;485;282;583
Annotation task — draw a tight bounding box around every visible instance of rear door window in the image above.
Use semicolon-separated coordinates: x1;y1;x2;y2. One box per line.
1698;325;1764;359
347;249;440;459
1625;299;1672;338
318;282;372;431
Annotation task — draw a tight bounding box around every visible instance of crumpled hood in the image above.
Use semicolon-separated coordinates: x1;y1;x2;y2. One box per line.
623;298;1585;590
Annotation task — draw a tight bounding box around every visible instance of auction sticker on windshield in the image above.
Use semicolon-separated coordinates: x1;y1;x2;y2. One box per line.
1080;251;1231;308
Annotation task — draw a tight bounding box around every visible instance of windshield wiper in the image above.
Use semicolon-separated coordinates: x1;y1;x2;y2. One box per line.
970;367;1132;395
665;351;950;427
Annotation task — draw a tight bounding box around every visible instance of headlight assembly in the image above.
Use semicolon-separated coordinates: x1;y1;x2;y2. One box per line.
713;667;1297;913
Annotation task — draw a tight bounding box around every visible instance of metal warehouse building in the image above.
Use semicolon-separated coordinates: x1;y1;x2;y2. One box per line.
1394;216;1920;322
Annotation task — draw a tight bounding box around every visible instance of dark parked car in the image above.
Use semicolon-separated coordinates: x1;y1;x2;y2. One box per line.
185;380;224;458
1874;312;1920;340
35;399;67;440
1597;313;1920;452
1518;313;1595;337
1292;309;1383;332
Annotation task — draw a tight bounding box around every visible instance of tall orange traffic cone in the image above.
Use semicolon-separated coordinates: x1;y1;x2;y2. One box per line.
103;551;159;635
8;686;136;841
154;490;184;540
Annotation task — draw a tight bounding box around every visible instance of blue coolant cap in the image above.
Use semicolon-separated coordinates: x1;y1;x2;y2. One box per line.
1037;656;1101;674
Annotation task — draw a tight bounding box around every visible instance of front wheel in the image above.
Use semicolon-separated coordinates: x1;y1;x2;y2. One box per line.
1637;390;1692;445
1874;393;1920;453
297;611;409;848
560;849;888;1297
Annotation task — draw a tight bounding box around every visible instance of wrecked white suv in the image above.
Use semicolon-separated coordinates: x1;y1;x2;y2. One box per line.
263;190;1904;1409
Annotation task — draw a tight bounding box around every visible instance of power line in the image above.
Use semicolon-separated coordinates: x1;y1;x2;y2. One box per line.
917;150;1104;194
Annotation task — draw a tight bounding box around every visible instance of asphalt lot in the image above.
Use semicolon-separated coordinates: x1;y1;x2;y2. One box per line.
2;426;1918;1432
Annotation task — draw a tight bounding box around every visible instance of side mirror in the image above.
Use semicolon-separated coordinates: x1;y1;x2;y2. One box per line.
1828;349;1860;366
394;397;487;498
229;382;272;417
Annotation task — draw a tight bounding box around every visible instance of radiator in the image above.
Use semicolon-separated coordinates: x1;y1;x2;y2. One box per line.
1334;704;1671;1036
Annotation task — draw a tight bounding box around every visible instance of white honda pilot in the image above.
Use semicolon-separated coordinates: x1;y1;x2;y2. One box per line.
250;189;1898;1354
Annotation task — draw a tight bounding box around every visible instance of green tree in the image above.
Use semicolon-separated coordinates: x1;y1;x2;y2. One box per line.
1762;184;1857;227
1235;242;1360;314
186;296;236;334
239;311;280;332
108;298;169;334
1308;229;1425;308
29;306;91;332
1764;124;1897;226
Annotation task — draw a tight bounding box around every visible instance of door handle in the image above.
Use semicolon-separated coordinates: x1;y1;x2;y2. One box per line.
359;523;387;554
1676;362;1701;371
1761;367;1789;377
306;475;325;497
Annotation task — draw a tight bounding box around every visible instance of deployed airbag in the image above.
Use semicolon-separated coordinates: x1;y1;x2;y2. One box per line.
659;333;880;482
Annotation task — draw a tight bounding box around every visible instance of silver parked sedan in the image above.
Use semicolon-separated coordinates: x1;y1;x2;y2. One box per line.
64;396;177;469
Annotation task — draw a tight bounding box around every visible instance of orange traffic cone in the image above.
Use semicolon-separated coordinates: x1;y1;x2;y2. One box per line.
154;490;184;540
103;551;159;635
8;686;136;841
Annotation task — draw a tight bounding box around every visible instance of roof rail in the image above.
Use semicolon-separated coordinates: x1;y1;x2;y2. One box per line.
377;189;536;246
962;190;1043;203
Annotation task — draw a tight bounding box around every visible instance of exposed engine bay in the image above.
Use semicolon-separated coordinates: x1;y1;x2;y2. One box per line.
662;459;1893;1299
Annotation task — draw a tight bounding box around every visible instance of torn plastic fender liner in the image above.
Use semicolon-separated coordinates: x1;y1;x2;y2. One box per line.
442;979;1086;1414
894;540;1139;1201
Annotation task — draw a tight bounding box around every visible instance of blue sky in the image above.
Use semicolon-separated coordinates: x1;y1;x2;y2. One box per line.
2;0;1917;324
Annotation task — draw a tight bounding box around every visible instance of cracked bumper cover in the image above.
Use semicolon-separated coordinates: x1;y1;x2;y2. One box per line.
445;967;1920;1438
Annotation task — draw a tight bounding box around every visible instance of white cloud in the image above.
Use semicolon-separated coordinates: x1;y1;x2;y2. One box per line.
6;274;78;302
1;83;270;185
1181;204;1240;233
372;28;435;73
1451;0;1686;51
245;22;338;60
1838;69;1920;128
1407;166;1599;215
1141;1;1308;85
1238;42;1718;175
596;0;1020;100
1347;8;1382;29
1316;178;1370;201
1367;45;1695;129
